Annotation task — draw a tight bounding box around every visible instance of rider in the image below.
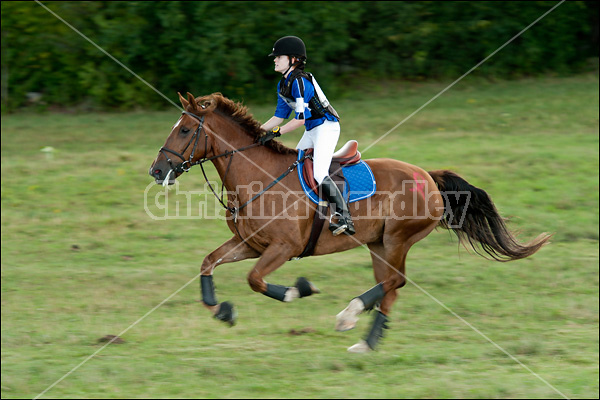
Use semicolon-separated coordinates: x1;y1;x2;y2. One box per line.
259;35;355;236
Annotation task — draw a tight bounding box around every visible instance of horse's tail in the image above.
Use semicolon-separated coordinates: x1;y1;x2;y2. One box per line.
428;169;551;262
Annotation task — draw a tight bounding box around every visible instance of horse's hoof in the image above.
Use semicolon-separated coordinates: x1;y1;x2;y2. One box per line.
347;340;371;353
296;277;320;297
335;298;364;331
214;301;236;327
335;313;358;332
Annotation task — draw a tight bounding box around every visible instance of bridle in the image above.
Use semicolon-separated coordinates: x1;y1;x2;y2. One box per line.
159;110;260;209
157;110;306;240
159;111;208;175
160;110;265;172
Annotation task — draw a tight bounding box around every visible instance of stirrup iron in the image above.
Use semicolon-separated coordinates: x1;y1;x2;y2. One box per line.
319;176;356;236
329;212;350;236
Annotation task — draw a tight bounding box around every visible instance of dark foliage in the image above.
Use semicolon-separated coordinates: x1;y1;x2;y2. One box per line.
1;1;596;111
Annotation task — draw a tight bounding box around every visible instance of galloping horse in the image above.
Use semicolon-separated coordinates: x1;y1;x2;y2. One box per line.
149;92;551;352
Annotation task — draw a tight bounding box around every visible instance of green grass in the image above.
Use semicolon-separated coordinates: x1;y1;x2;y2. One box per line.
2;73;598;398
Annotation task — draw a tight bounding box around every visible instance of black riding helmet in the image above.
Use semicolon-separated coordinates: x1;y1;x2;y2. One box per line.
268;36;307;60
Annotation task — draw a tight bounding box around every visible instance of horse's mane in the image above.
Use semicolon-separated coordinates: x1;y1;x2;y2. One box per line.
188;93;297;156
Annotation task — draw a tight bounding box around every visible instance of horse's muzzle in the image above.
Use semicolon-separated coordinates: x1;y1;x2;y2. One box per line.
149;163;176;185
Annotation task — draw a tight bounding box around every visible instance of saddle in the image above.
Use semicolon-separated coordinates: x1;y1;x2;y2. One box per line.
302;140;362;194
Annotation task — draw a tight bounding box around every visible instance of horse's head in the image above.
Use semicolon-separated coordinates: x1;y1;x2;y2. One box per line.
149;92;217;185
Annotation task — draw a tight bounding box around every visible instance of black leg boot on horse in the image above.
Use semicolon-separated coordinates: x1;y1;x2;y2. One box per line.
319;176;355;236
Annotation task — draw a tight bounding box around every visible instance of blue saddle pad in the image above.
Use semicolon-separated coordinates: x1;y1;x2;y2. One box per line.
297;150;376;204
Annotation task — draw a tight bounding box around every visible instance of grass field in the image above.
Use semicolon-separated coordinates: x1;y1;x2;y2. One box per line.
1;73;598;399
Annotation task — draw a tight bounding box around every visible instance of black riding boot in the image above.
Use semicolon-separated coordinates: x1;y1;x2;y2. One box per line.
319;176;355;236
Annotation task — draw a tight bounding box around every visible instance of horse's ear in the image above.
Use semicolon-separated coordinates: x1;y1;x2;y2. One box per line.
178;92;189;109
199;94;216;111
186;92;198;111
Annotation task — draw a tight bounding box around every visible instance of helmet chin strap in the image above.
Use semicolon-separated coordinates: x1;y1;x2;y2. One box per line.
282;56;302;77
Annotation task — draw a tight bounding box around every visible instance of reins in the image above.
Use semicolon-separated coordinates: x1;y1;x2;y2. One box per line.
159;110;306;240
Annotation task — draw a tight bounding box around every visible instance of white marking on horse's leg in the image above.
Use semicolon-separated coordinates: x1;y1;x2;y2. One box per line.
335;298;365;331
347;340;371;353
283;287;299;302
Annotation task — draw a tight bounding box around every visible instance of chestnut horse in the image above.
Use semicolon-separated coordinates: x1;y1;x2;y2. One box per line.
149;92;551;352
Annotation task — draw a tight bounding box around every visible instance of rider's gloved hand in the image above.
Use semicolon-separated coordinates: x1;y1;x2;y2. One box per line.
257;126;281;145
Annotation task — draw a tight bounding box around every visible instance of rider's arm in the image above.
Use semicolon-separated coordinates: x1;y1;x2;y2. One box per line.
262;80;292;132
275;76;310;135
280;118;305;135
261;116;284;132
262;76;310;134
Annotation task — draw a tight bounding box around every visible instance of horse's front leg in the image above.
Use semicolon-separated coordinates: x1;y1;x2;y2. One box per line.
200;236;260;326
247;241;320;302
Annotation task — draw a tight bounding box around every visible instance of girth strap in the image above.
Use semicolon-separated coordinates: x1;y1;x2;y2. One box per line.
294;200;328;259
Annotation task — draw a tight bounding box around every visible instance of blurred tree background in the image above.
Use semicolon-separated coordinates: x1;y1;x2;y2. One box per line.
1;1;598;112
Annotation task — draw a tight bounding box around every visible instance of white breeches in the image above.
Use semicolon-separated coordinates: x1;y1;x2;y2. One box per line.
296;120;341;185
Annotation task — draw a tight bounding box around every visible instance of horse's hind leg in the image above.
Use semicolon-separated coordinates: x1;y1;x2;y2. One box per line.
338;242;408;353
336;243;400;330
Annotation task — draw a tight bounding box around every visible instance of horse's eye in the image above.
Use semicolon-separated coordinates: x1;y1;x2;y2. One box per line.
180;127;190;134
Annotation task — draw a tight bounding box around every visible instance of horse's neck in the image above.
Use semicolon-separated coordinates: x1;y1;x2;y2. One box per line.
209;121;295;191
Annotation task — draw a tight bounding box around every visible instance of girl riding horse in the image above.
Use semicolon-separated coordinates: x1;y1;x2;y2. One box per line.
259;36;354;236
